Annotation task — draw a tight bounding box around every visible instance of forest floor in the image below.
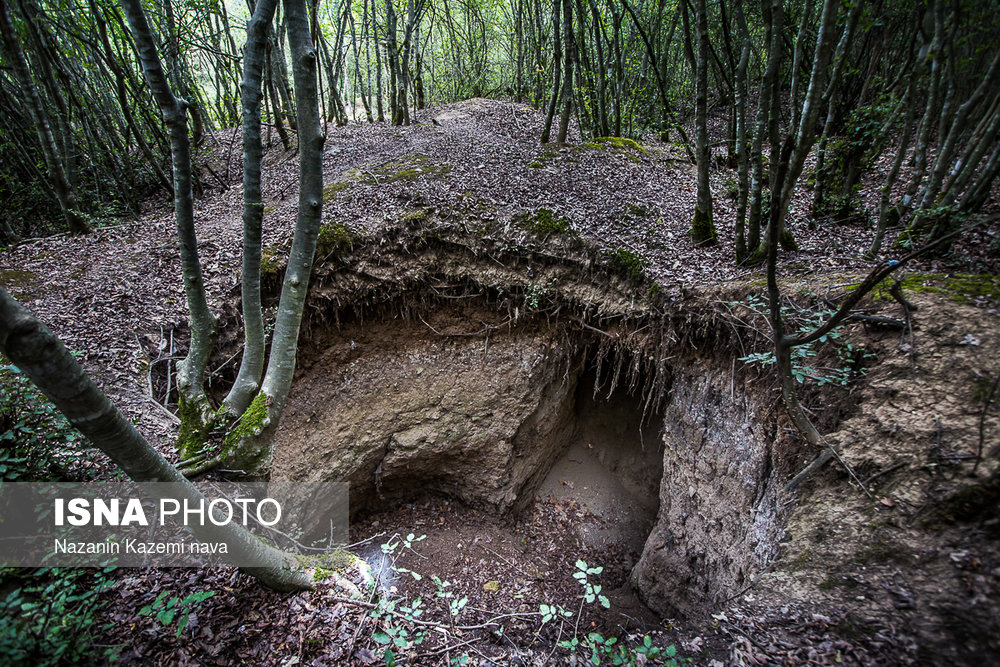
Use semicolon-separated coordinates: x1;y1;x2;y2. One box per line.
2;98;1000;665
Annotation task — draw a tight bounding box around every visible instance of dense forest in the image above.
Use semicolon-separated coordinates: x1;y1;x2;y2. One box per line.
1;0;999;664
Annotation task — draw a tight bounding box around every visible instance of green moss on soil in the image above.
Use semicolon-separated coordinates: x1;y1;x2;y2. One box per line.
260;245;284;278
869;272;1000;304
516;208;572;235
316;220;355;257
322;182;350;202
626;203;650;217
606;247;648;283
585;136;646;154
400;210;430;226
359;154;451;184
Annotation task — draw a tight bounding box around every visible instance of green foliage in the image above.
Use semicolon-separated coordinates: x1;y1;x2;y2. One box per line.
139;589;215;637
0;566;117;665
735;295;872;387
547;559;684;665
0;359;93;481
524;279;555;311
572;559;610;608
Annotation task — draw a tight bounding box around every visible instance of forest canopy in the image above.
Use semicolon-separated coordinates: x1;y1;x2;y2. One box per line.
0;0;997;255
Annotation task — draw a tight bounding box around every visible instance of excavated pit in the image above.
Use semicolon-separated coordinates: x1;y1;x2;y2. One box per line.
248;221;788;618
271;300;784;619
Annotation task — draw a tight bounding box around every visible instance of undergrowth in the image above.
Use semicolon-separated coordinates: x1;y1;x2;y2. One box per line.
362;532;686;665
733;295;873;388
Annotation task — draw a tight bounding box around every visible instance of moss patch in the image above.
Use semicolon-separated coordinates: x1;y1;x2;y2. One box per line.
358;154;451;184
322;182;351;202
223;392;270;452
0;269;38;302
585;136;646;154
400;210;430;226
316;220;355;258
516;208;573;236
690;206;717;246
527;148;563;168
260;245;285;279
605;247;648;283
868;272;1000;304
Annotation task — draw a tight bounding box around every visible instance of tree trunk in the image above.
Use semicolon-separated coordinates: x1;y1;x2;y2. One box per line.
0;288;311;592
690;0;715;246
120;0;217;458
222;0;280;418
733;0;750;262
223;0;326;477
540;0;562;143
555;0;575;143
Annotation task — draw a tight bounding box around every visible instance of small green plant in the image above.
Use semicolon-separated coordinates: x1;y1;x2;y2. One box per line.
544;559;683;665
0;358;93;481
735;295;872;387
525;279;555;311
139;589;215;637
572;559;610;608
0;567;117;665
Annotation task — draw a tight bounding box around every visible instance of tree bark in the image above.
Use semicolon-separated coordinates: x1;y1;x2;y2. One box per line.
555;0;575;143
540;0;562;143
690;0;715;246
0;288;311;591
120;0;217;457
222;0;280;418
223;0;326;477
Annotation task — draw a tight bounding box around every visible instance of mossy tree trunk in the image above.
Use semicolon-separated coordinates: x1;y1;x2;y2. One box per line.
221;0;280;419
0;288;312;591
120;0;217;459
203;0;326;478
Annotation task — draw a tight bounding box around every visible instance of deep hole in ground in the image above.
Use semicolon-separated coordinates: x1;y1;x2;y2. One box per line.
270;275;785;625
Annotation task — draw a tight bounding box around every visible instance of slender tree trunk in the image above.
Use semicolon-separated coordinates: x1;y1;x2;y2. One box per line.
733;0;751;262
747;0;783;256
540;0;562;143
788;0;815;133
869;77;917;257
690;0;715;246
120;0;217;458
556;0;575;143
224;0;326;477
222;0;280;419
